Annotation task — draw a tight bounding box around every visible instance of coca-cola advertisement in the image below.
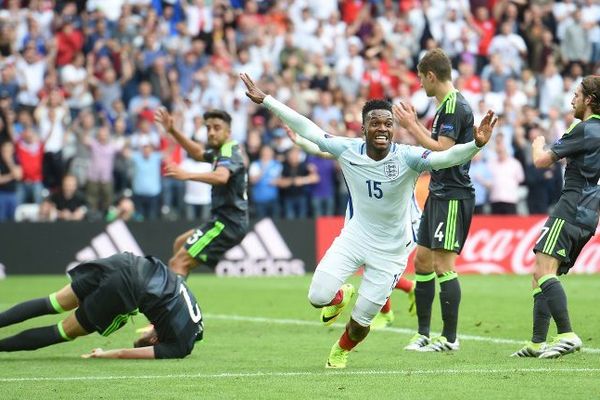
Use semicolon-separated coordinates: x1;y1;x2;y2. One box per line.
315;216;600;274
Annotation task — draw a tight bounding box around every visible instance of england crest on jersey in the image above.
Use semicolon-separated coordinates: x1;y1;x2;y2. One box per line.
384;161;399;179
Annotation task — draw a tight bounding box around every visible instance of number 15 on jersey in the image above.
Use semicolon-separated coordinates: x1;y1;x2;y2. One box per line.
366;180;383;199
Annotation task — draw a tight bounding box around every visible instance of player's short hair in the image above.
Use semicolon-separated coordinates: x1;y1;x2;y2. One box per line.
362;99;392;123
203;109;232;126
417;48;452;82
581;75;600;114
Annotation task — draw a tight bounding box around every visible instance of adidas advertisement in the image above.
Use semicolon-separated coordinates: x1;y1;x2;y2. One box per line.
0;219;315;275
215;218;305;277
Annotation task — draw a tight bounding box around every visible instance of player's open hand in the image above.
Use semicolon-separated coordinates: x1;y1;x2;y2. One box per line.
154;108;174;133
240;73;267;104
474;110;498;147
164;162;188;180
392;101;418;129
81;348;105;358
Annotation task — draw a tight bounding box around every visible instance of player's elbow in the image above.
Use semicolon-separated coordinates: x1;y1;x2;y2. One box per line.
191;152;204;162
533;157;552;169
172;343;194;359
214;175;229;185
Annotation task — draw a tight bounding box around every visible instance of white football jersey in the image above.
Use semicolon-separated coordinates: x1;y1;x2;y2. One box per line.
320;136;432;254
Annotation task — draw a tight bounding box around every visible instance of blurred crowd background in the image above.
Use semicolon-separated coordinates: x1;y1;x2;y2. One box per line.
0;0;598;223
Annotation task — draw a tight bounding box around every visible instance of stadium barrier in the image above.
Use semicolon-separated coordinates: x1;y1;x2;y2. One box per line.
0;218;315;276
316;216;600;274
4;216;600;276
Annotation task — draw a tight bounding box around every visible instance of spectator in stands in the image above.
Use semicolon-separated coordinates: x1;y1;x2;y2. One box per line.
130;141;162;221
106;196;136;222
249;144;282;219
513;125;563;215
3;0;597;222
35;93;69;191
488;137;525;215
560;7;592;67
488;21;527;75
55;18;84;68
470;151;492;215
39;174;87;221
14;127;44;205
61;52;92;119
130;117;160;151
276;146;318;219
307;153;336;218
128;81;161;124
160;125;185;219
0;64;19;109
15;42;50;110
0;140;22;221
83;125;118;218
480;54;512;94
180;157;212;222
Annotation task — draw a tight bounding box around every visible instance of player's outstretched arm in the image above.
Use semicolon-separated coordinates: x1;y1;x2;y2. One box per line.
284;125;335;160
406;110;498;172
155;108;206;161
164;162;230;185
240;73;332;146
429;110;497;170
82;346;156;359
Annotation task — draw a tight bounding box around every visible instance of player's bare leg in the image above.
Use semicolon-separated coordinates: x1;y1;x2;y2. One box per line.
173;229;195;255
169;246;200;278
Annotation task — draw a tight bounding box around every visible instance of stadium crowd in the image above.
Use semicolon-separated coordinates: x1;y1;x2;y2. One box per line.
0;0;598;222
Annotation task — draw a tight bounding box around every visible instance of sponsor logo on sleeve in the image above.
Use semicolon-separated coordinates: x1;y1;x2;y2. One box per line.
440;123;454;134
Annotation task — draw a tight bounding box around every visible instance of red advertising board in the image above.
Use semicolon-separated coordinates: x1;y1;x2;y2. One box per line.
316;216;600;274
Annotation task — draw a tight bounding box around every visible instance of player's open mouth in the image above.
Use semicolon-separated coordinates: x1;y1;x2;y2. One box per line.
374;135;389;145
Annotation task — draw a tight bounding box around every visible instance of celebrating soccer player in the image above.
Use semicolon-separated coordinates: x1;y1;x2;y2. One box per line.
154;109;249;278
0;252;203;359
511;76;600;358
241;72;497;368
394;48;476;352
284;125;418;329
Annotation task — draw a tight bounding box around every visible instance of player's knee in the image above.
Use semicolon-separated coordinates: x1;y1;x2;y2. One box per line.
414;256;432;274
307;271;343;307
307;283;335;307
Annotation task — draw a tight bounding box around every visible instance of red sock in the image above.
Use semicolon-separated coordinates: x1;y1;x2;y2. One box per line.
395;277;415;293
339;327;360;351
380;297;391;313
328;289;344;306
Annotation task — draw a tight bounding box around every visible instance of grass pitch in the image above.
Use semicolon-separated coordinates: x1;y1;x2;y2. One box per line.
1;274;599;399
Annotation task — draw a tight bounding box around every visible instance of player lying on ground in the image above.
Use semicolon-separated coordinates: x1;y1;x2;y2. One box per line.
284;125;418;330
0;252;203;359
241;72;497;368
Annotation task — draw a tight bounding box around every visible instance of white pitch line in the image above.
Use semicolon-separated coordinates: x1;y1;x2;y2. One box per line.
206;313;600;354
2;368;600;383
